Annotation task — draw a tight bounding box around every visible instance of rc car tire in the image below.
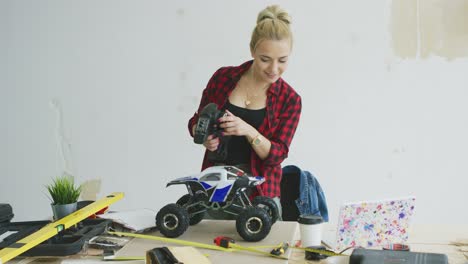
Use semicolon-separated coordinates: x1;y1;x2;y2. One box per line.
252;196;279;224
176;194;205;225
236;207;272;242
156;203;189;238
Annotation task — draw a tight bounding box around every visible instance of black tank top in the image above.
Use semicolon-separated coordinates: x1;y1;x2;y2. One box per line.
223;101;266;165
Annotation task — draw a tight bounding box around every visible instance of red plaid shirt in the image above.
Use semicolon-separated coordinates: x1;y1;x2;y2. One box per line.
188;60;302;197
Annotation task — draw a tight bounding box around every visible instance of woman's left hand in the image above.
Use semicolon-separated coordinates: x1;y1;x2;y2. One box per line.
218;110;255;137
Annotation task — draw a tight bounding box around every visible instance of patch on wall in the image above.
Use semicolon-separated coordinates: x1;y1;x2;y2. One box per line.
81;179;102;201
391;0;468;60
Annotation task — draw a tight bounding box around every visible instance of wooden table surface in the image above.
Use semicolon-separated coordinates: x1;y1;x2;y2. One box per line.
7;221;467;263
288;223;468;264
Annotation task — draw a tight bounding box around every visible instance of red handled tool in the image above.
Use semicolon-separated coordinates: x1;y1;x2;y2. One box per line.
213;236;235;249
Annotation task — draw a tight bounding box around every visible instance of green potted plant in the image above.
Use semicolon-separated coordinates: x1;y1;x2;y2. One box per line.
46;173;82;220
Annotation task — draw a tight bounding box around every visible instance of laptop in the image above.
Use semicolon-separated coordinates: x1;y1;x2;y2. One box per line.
323;196;416;251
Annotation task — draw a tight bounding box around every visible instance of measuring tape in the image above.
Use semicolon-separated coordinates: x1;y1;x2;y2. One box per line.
109;232;287;260
109;231;345;260
108;231;232;252
0;192;124;264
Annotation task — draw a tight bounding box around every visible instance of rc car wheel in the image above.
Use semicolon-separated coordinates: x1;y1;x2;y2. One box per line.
156;203;189;238
252;196;279;224
252;196;279;225
176;194;205;225
236;207;272;242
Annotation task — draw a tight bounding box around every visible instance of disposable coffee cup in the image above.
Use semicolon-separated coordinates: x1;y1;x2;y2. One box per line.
298;214;323;247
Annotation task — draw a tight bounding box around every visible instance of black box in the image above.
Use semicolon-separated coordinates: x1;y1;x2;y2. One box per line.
350;248;448;264
0;204;14;223
0;214;111;256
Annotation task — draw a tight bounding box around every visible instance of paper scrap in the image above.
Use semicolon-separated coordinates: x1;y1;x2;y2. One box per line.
98;208;157;231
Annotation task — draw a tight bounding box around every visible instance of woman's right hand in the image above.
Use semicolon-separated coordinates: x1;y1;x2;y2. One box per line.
203;134;219;152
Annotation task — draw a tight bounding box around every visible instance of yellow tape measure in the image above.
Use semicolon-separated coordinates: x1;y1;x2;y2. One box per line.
108;231;232;252
108;231;345;260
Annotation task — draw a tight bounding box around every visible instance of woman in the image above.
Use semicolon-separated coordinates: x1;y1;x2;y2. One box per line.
188;5;301;217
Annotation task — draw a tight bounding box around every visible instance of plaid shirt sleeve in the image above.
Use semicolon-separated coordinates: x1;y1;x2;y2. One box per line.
263;92;302;166
253;82;302;197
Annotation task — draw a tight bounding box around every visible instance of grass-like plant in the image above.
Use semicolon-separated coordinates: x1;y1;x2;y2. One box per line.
46;174;82;205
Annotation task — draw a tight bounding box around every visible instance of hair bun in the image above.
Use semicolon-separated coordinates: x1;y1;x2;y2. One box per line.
257;5;291;26
250;5;293;51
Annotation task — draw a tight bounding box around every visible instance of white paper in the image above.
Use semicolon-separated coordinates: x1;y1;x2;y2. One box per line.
97;208;157;231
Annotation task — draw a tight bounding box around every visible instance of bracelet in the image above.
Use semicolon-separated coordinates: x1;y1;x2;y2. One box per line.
250;133;262;146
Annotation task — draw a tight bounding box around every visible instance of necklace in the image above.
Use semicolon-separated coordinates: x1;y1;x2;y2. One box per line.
243;71;270;107
245;86;268;106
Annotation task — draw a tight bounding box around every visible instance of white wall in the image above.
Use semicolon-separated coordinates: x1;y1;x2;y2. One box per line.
1;1;467;225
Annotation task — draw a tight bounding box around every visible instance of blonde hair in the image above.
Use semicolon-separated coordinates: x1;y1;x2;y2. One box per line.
250;5;293;52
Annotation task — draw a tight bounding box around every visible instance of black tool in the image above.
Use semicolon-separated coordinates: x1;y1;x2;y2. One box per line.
193;103;230;162
305;245;330;261
270;242;289;256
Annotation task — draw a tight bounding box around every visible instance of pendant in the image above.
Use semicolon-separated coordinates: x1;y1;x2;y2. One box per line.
245;100;251;106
